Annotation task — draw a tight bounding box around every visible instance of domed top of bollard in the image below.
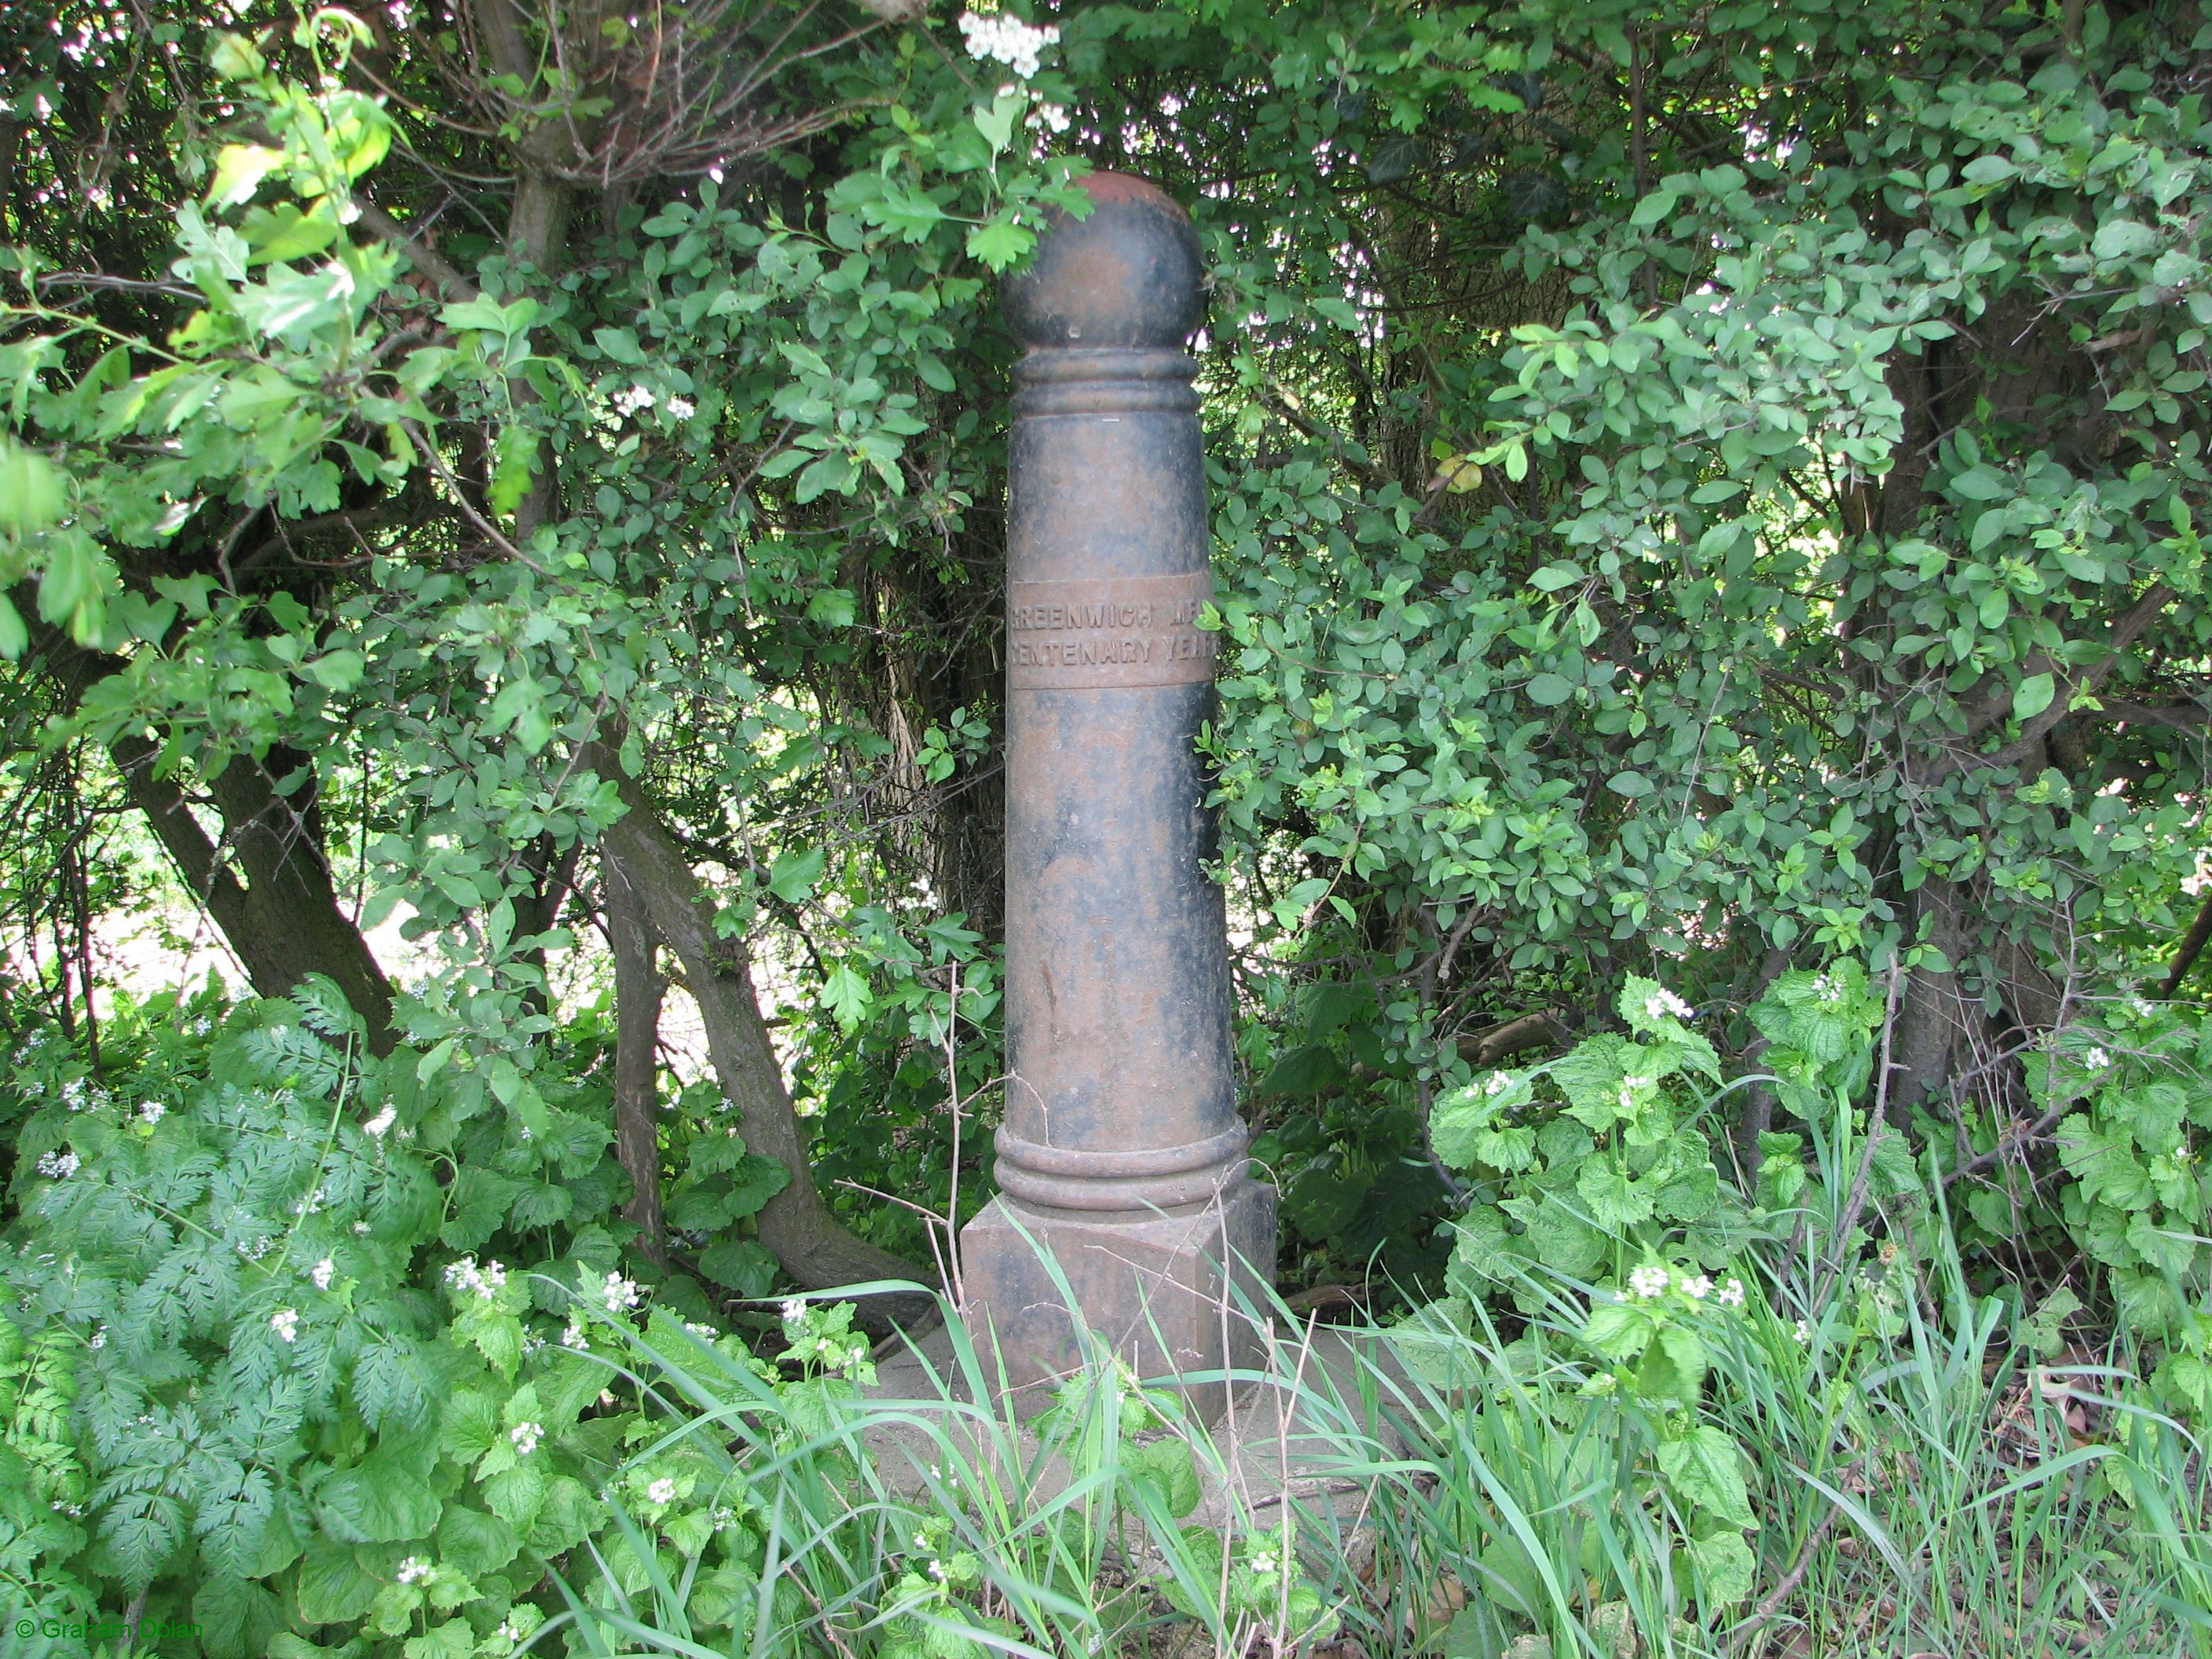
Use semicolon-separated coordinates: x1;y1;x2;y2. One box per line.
1004;172;1204;352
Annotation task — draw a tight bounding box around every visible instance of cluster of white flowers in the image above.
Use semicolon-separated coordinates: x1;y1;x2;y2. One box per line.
1644;988;1694;1022
665;395;696;420
1628;1264;1670;1300
61;1078;86;1111
1024;101;1071;134
646;1476;678;1504
395;1556;433;1585
363;1104;397;1138
712;1503;742;1532
236;1234;275;1261
957;9;1059;77
137;1100;165;1126
612;385;656;419
1793;1317;1811;1345
561;1320;590;1351
270;1308;301;1343
496;1619;524;1644
602;1272;641;1313
445;1256;509;1299
1718;1276;1746;1308
35;1150;78;1181
510;1420;544;1455
311;1258;335;1291
352;1219;372;1236
1483;1069;1514;1097
89;1325;107;1350
292;1184;328;1218
1616;1073;1654;1115
1681;1273;1714;1300
1811;972;1846;1009
781;1297;808;1324
685;1320;716;1339
2084;1046;2112;1071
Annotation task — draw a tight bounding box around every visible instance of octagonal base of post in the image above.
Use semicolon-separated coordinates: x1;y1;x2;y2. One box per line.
957;1179;1275;1417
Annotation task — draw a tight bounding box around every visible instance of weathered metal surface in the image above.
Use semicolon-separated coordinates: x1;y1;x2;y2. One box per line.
958;172;1275;1406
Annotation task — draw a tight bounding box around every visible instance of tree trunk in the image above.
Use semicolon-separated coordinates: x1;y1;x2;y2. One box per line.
1892;877;1965;1121
580;743;936;1324
605;856;668;1265
110;731;398;1051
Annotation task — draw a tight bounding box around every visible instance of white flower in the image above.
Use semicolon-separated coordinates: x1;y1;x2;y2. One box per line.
665;395;696;419
1644;988;1694;1022
1025;101;1071;134
646;1476;677;1504
1812;972;1844;1008
1483;1070;1514;1097
271;1308;300;1342
612;384;657;418
956;10;1060;79
562;1320;590;1351
137;1100;165;1125
445;1256;507;1299
89;1324;106;1349
363;1105;397;1138
780;1297;808;1323
395;1555;432;1585
1793;1318;1811;1345
496;1621;522;1644
2085;1046;2111;1071
1682;1274;1712;1301
1628;1265;1670;1301
511;1420;543;1455
602;1272;641;1313
311;1258;335;1291
685;1320;716;1337
1719;1277;1746;1308
352;1220;371;1236
35;1150;79;1181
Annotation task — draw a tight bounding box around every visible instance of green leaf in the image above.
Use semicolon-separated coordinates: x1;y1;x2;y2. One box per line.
1125;1437;1202;1519
966;218;1033;273
0;439;67;535
2013;672;2056;720
821;963;872;1030
1657;1426;1755;1528
767;845;827;904
1689;1529;1756;1607
207;143;284;207
1606;771;1651;798
240;202;339;265
1525;672;1575;707
698;1238;778;1297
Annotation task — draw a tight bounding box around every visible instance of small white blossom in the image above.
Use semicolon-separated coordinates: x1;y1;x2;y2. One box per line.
1644;988;1694;1022
665;395;696;419
445;1257;508;1299
685;1320;716;1337
89;1324;106;1349
1682;1274;1712;1301
956;9;1060;78
510;1420;543;1455
363;1105;397;1138
270;1308;300;1342
1025;101;1071;134
395;1555;432;1585
612;384;656;419
496;1621;523;1644
562;1320;590;1351
2085;1046;2111;1072
1718;1277;1746;1308
311;1258;335;1291
780;1297;808;1323
1793;1318;1811;1345
35;1150;79;1181
137;1100;166;1125
1484;1070;1514;1097
1813;972;1844;1008
646;1476;677;1504
352;1221;371;1236
1628;1265;1670;1301
602;1272;641;1313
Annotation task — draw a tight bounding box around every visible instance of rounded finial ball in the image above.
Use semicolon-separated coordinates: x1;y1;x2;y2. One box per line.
1003;173;1204;351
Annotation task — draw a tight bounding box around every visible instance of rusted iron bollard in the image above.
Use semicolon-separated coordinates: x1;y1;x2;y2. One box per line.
957;174;1275;1408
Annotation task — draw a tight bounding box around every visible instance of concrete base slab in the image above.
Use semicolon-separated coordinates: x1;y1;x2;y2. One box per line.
955;1181;1275;1420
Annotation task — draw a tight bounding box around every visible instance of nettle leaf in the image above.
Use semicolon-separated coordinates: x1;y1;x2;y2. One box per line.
698;1238;778;1298
1657;1425;1754;1529
295;1536;383;1626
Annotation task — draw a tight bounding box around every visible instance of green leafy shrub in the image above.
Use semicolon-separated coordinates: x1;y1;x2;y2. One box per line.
0;978;793;1656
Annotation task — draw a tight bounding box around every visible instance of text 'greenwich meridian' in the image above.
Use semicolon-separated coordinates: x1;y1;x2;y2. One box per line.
1005;576;1220;688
